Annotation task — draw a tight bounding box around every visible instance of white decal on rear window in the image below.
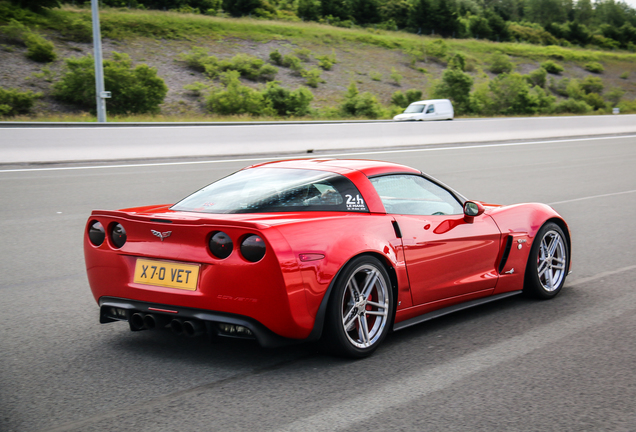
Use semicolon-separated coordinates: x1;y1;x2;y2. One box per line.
346;194;366;211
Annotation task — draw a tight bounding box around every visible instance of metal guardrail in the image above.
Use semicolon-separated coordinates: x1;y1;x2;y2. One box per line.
0;119;396;128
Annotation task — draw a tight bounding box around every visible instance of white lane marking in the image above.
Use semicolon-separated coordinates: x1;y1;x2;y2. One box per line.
548;189;636;205
1;134;635;173
276;266;636;432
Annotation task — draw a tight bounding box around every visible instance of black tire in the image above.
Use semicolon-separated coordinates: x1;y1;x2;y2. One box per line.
323;256;394;358
524;222;569;299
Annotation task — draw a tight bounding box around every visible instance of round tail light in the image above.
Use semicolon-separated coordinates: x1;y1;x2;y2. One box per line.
111;223;127;248
209;231;233;259
88;220;105;246
241;235;266;262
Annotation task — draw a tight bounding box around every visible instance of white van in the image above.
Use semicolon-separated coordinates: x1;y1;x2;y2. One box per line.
393;99;454;121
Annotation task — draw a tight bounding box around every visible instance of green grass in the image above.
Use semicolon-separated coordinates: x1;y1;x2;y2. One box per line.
45;6;636;65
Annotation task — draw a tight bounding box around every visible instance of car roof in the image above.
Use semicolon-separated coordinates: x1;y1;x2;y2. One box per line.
410;99;450;105
247;158;422;177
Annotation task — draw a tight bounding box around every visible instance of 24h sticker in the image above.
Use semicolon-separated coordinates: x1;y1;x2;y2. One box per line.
345;194;367;211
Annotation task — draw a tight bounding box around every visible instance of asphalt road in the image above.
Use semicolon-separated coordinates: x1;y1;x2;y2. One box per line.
1;135;635;432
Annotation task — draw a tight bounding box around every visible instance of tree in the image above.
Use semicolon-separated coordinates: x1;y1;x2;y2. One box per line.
432;0;459;36
297;0;322;21
222;0;271;17
379;0;412;29
524;0;568;25
9;0;60;11
351;0;381;24
409;0;434;33
431;68;473;114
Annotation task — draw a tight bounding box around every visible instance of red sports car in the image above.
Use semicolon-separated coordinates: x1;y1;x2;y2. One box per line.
84;159;571;358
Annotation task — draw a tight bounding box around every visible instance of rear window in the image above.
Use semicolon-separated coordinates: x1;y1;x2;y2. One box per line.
171;168;369;214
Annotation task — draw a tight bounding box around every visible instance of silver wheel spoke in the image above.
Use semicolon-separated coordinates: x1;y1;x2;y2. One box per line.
546;268;554;289
552;261;565;271
366;300;386;309
343;306;357;331
366;310;387;317
537;260;548;275
548;236;561;256
349;278;361;297
360;315;370;345
360;270;379;299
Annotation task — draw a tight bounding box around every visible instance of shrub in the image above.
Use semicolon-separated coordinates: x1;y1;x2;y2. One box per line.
391;89;422;108
565;78;584;100
180;49;277;81
370;71;382;81
617;98;636;113
262;81;313;116
51;16;93;42
605;87;625;106
300;67;324;88
2;18;56;62
526;68;547;88
269;49;283;66
293;47;312;61
0;87;41;116
580;76;603;94
554;98;592;114
179;47;212;72
219;54;277;81
282;54;303;73
183;81;210;96
53;52;168;115
541;60;564;74
508;22;558;45
205;71;271;116
426;39;449;61
583;93;606;111
550;77;570;97
584;62;604;73
486;73;537;115
489;52;513;74
315;50;337;71
447;53;466;72
24;32;56;62
1;19;28;45
341;82;385;119
390;67;402;86
620;72;629;79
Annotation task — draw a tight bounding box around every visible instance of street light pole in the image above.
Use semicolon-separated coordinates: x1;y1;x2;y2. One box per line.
91;0;109;122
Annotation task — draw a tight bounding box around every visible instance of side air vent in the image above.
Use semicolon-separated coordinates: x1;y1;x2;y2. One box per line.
391;220;402;238
150;219;173;223
498;235;514;274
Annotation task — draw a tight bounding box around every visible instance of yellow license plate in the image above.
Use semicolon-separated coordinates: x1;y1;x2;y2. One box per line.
133;258;200;291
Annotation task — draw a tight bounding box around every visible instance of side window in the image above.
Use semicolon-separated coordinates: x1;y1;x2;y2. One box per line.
370;174;463;215
426;104;435;114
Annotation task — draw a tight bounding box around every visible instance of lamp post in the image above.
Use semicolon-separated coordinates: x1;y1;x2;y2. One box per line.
91;0;110;122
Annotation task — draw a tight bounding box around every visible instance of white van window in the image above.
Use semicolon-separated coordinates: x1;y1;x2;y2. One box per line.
404;104;425;113
426;104;435;114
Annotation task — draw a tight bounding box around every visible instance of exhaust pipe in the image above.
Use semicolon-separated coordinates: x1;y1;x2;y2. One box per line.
143;314;170;330
129;313;147;331
170;319;184;336
183;320;205;338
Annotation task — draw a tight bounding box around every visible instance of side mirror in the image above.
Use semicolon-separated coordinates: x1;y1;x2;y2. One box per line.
463;200;485;223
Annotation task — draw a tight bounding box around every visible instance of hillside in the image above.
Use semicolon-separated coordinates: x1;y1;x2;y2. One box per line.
1;5;636;120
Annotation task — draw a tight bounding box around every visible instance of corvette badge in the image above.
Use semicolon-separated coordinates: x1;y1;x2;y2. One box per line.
151;230;172;241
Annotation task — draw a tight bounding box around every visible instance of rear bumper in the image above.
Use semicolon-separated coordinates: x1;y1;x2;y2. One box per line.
98;296;297;348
